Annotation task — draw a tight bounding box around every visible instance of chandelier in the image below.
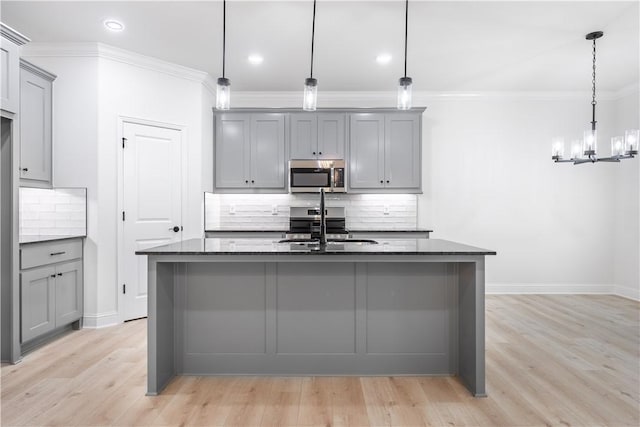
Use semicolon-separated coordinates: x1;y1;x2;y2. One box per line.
552;31;638;165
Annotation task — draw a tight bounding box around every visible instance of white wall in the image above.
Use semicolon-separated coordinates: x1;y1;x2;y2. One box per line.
97;55;208;325
613;89;640;300
23;44;213;326
233;91;636;296
23;44;638;329
19;55;102;320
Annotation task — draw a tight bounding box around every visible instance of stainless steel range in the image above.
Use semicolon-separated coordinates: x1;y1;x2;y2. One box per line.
285;206;348;241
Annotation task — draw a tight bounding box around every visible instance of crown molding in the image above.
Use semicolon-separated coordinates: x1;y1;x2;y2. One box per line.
20;58;57;81
0;22;30;45
230;90;628;107
21;42;209;85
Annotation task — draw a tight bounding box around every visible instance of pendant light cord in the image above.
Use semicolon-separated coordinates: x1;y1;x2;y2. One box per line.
310;0;316;78
404;0;408;78
591;37;597;130
222;0;226;78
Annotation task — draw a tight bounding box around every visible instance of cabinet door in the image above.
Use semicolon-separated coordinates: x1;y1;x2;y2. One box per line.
317;113;345;159
349;114;385;189
250;114;285;188
20;64;53;187
0;35;19;113
20;266;56;342
290;114;317;159
384;114;421;189
55;260;82;326
215;114;251;188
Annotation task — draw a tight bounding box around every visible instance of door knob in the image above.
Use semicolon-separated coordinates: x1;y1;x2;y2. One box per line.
170;226;180;232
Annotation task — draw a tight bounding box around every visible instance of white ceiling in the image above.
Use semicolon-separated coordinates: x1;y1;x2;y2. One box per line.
2;1;638;92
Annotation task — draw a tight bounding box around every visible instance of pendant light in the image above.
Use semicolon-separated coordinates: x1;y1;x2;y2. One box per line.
397;0;412;110
552;31;638;165
216;0;230;110
303;0;318;111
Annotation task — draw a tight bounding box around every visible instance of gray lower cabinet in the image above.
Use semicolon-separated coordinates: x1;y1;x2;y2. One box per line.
20;239;83;344
20;265;56;342
19;60;56;188
215;113;285;191
290;113;345;160
349;112;421;192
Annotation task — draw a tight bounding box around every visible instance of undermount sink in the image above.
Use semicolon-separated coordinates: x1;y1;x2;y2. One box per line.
277;238;378;245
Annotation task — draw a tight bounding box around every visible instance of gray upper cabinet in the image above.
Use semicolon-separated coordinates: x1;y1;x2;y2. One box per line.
1;24;29;114
215;114;250;188
19;60;56;188
290;113;345;160
384;113;421;189
349;114;385;189
215;113;285;191
349;111;421;193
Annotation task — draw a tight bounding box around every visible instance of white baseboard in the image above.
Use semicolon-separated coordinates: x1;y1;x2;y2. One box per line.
613;286;640;301
486;283;640;301
486;283;613;295
82;311;119;329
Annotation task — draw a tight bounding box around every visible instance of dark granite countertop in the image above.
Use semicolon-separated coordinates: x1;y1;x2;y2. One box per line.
19;235;86;244
204;229;433;234
136;238;495;256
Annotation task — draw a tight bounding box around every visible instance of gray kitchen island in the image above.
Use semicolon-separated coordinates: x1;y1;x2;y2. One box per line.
137;238;496;397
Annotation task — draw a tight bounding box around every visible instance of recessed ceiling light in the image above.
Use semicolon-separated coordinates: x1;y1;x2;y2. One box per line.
248;54;264;65
104;20;125;32
376;54;392;65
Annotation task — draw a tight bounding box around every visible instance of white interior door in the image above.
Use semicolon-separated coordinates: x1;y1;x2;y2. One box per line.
122;122;182;321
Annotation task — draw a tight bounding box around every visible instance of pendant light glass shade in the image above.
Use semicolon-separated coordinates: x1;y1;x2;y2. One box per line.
397;77;412;110
216;77;230;110
303;78;318;111
611;136;625;157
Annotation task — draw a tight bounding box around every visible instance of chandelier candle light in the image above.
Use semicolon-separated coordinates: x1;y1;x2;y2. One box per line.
303;0;318;111
216;0;230;110
552;31;638;164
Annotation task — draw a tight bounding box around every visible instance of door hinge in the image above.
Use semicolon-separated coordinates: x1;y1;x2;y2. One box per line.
122;137;127;148
123;284;126;294
122;211;125;221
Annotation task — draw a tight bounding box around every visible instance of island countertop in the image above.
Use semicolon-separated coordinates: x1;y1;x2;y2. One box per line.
136;237;496;256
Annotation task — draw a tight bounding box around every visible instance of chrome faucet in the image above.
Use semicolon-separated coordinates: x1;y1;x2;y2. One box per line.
319;188;327;246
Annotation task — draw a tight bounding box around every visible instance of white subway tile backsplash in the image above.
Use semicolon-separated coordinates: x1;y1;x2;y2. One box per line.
204;192;417;231
19;188;87;238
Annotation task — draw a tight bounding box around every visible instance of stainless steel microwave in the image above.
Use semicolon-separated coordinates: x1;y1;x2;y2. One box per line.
289;159;346;193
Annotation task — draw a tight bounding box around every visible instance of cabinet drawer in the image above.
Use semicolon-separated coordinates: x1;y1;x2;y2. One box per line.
21;239;83;269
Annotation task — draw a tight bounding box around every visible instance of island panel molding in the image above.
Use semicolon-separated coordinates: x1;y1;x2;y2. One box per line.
140;238;494;397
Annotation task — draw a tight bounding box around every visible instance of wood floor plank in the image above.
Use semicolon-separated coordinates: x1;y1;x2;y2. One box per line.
0;295;638;427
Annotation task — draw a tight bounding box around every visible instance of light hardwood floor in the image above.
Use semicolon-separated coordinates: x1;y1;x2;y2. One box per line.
1;295;638;426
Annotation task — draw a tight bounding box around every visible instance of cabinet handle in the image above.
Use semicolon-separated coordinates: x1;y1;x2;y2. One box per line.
57;273;63;276
386;180;390;183
245;180;249;184
251;180;255;184
51;274;56;278
50;251;66;256
312;152;316;155
319;152;322;155
380;180;384;184
21;168;28;172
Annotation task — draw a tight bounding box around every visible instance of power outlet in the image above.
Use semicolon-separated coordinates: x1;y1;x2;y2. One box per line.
271;205;278;215
229;204;236;214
